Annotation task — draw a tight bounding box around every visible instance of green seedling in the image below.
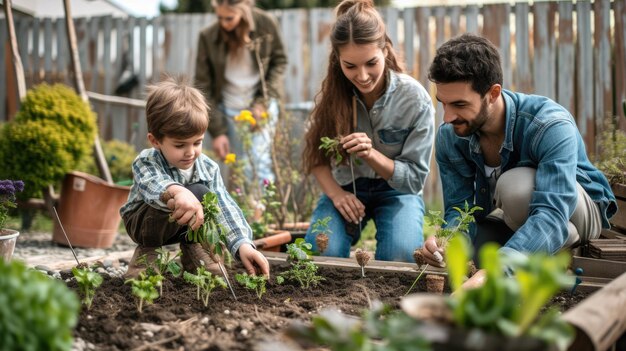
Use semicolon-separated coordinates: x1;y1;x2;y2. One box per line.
446;234;574;349
187;192;232;262
72;265;103;310
235;272;268;299
311;216;332;254
277;238;324;289
154;247;182;277
406;202;482;295
183;265;227;306
125;272;160;313
319;136;344;166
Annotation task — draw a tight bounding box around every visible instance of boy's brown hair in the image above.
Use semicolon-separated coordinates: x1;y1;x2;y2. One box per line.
145;76;210;141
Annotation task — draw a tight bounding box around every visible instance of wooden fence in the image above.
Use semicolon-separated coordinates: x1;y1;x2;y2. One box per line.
2;0;625;202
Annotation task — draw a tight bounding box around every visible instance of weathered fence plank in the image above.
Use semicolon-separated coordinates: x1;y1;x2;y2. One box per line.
402;7;415;75
0;18;6;120
576;0;594;149
533;2;556;100
593;0;613;148
514;2;531;92
616;0;626;131
557;1;575;115
308;8;333;102
482;3;511;90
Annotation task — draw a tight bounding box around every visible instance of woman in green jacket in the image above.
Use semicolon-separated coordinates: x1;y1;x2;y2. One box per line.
194;0;287;182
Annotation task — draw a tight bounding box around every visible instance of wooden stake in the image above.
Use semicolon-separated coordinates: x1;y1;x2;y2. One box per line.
3;0;26;101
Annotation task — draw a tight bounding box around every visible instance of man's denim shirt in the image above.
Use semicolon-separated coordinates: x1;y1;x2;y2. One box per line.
436;89;617;257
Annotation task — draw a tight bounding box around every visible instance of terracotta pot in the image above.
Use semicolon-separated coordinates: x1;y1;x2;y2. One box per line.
426;274;445;294
52;171;130;248
253;230;292;252
0;229;19;261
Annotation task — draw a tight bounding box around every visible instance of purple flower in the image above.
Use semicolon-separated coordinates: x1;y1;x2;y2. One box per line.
262;179;270;187
0;180;24;196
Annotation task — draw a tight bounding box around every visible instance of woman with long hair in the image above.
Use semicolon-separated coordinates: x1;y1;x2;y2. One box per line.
302;0;434;262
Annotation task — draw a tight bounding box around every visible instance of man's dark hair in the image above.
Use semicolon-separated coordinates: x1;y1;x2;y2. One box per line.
428;33;503;96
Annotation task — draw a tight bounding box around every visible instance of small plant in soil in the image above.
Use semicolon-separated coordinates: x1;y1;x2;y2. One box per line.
235;272;268;299
355;248;371;278
72;265;103;310
407;202;481;295
183;265;227;306
125;272;161;313
277;238;324;289
311;215;332;253
153;247;182;277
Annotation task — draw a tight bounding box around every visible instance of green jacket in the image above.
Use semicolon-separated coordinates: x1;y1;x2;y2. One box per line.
194;8;287;138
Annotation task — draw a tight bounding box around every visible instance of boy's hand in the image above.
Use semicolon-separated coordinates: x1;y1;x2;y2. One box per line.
238;243;270;278
167;186;204;231
422;236;446;267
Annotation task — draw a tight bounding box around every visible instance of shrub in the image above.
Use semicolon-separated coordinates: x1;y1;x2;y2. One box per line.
0;84;97;198
0;259;80;351
78;139;137;184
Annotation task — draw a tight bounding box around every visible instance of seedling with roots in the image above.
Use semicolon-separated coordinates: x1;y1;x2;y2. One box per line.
277;238;324;289
406;202;481;295
311;216;332;254
355;248;371;278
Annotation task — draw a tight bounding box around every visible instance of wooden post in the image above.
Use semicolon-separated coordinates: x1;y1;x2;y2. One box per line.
63;0;113;184
3;0;26;102
562;271;626;351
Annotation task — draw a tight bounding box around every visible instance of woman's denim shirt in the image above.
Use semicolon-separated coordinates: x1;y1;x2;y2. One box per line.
332;71;435;195
436;89;617;256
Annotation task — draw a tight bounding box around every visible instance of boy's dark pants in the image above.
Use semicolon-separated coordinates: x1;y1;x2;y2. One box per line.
122;183;208;246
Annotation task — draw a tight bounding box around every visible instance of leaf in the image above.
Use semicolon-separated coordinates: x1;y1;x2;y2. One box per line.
446;234;470;291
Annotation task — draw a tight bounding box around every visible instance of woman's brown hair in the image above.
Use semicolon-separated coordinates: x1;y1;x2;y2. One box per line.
212;0;255;52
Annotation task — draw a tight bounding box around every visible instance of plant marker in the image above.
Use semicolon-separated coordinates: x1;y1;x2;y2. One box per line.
53;206;81;266
350;96;362;236
218;261;237;300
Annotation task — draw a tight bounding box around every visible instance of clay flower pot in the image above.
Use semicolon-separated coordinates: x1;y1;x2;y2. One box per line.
253;230;292;252
426;274;445;294
0;228;20;261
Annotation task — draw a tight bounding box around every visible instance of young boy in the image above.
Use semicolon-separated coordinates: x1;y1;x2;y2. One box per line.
120;77;270;279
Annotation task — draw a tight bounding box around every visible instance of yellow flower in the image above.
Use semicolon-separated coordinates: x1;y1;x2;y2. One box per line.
260;111;268;119
235;110;257;126
224;153;237;165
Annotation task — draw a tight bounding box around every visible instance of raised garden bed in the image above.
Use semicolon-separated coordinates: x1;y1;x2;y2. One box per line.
63;253;595;351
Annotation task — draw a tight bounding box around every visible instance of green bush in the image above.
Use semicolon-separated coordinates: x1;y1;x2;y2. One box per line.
77;139;137;184
0;84;97;198
0;259;80;351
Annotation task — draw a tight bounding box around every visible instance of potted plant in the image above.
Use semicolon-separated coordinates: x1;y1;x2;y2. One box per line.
594;102;626;232
0;83;130;248
0;179;24;261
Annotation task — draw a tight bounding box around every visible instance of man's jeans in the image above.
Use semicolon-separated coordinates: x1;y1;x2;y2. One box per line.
221;99;279;183
475;167;602;255
305;178;425;262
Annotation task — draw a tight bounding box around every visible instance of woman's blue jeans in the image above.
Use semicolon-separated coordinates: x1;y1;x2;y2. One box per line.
305;178;425;262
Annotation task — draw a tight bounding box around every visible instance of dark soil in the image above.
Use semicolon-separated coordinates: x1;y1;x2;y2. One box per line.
67;262;588;351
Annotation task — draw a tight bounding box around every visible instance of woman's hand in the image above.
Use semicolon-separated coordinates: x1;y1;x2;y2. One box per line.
421;236;446;267
212;135;230;159
341;132;373;159
331;190;365;224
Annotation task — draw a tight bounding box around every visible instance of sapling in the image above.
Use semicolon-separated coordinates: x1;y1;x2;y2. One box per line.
72;265;103;310
235;272;268;299
406;202;482;295
183;265;227;306
154;247;182;277
311;216;332;253
277;238;324;289
355;248;371;278
125;272;160;313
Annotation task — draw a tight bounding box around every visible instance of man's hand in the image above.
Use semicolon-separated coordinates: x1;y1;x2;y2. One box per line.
239;243;270;278
421;236;446;267
452;269;487;295
212;135;230;160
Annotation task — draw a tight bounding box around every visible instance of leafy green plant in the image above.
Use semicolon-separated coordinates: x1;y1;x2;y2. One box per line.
183;266;227;306
0;83;97;199
406;202;482;295
319;136;344;166
445;234;574;349
284;301;430;351
154;247;182;277
235;272;268;299
0;259;80;351
77;139;137;185
186;192;231;262
71;265;103;310
125;272;160;313
276;238;324;289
